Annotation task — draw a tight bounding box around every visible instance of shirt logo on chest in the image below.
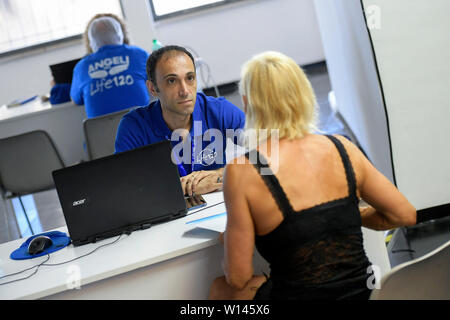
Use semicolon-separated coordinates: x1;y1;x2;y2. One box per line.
197;148;218;166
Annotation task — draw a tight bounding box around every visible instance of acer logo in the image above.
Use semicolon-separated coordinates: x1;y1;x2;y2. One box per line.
72;199;87;207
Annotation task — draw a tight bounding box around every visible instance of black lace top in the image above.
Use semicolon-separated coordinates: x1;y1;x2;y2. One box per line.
246;135;372;300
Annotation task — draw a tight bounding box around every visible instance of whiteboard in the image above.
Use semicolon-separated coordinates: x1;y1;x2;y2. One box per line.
362;0;450;210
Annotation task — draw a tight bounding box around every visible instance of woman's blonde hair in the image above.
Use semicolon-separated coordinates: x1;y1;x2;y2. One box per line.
239;51;318;140
83;13;130;54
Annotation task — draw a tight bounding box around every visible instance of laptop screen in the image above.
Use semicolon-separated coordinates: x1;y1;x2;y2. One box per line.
50;58;82;84
52;141;187;246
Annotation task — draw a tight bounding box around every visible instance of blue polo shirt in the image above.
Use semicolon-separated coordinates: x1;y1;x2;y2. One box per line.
70;44;150;118
115;92;245;176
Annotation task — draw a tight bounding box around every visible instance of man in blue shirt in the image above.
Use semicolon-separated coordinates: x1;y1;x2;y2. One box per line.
115;45;245;196
70;16;150;118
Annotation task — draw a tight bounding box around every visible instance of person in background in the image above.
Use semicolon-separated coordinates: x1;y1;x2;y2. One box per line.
209;51;416;300
115;45;245;197
82;13;131;55
48;57;81;105
49;79;72;105
70;13;150;118
49;13;131;106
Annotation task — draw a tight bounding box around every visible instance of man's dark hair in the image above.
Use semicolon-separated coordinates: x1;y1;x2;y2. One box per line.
146;45;196;88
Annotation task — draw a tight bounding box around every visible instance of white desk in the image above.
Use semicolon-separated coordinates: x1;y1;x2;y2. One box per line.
0;190;391;300
0;192;269;300
0;98;51;121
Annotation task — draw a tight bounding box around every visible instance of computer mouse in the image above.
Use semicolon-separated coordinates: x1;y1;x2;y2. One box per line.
28;236;53;255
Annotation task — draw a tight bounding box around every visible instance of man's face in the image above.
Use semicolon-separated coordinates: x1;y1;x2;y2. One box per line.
147;52;197;118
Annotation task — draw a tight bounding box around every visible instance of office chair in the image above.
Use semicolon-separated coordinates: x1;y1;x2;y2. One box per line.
83;107;134;160
370;240;450;300
0;130;65;235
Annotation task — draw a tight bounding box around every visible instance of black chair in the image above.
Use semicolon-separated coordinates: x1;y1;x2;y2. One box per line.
83;108;134;160
0;130;65;235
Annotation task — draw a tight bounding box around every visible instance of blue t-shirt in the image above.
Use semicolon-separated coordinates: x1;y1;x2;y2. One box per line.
50;83;71;105
115;92;245;176
70;44;150;118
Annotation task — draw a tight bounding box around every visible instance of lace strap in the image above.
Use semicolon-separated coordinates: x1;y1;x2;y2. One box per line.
245;150;294;218
325;135;358;202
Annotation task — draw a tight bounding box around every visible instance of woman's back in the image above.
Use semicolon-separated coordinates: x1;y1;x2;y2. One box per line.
211;51;415;301
242;134;372;299
245;134;361;235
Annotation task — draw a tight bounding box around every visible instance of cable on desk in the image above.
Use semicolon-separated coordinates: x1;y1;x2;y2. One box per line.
0;233;125;286
0;254;50;286
42;232;124;266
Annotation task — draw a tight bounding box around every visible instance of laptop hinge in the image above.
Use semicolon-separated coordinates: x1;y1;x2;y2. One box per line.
139;222;152;230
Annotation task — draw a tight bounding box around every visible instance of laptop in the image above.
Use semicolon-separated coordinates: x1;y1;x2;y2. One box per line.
52;140;187;246
50;58;82;84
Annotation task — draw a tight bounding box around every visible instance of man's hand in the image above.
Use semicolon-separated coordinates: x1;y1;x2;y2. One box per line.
180;169;223;197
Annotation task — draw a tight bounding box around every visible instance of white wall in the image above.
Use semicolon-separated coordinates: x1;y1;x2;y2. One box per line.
363;0;450;209
0;40;85;107
361;0;450;211
0;0;324;105
150;0;325;85
120;0;156;53
314;0;393;182
316;0;450;211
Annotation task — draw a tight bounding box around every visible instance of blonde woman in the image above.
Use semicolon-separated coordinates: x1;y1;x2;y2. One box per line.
209;51;416;300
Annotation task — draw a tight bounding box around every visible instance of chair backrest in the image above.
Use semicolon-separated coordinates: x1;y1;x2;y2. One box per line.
0;130;65;196
370;240;450;300
83;108;133;160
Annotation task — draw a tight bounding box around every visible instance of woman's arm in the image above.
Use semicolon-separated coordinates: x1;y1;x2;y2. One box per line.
336;135;417;230
359;205;406;231
358;158;417;230
222;162;256;290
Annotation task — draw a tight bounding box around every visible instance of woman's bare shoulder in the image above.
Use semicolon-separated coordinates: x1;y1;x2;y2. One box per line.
329;134;365;158
330;134;369;186
225;155;254;178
